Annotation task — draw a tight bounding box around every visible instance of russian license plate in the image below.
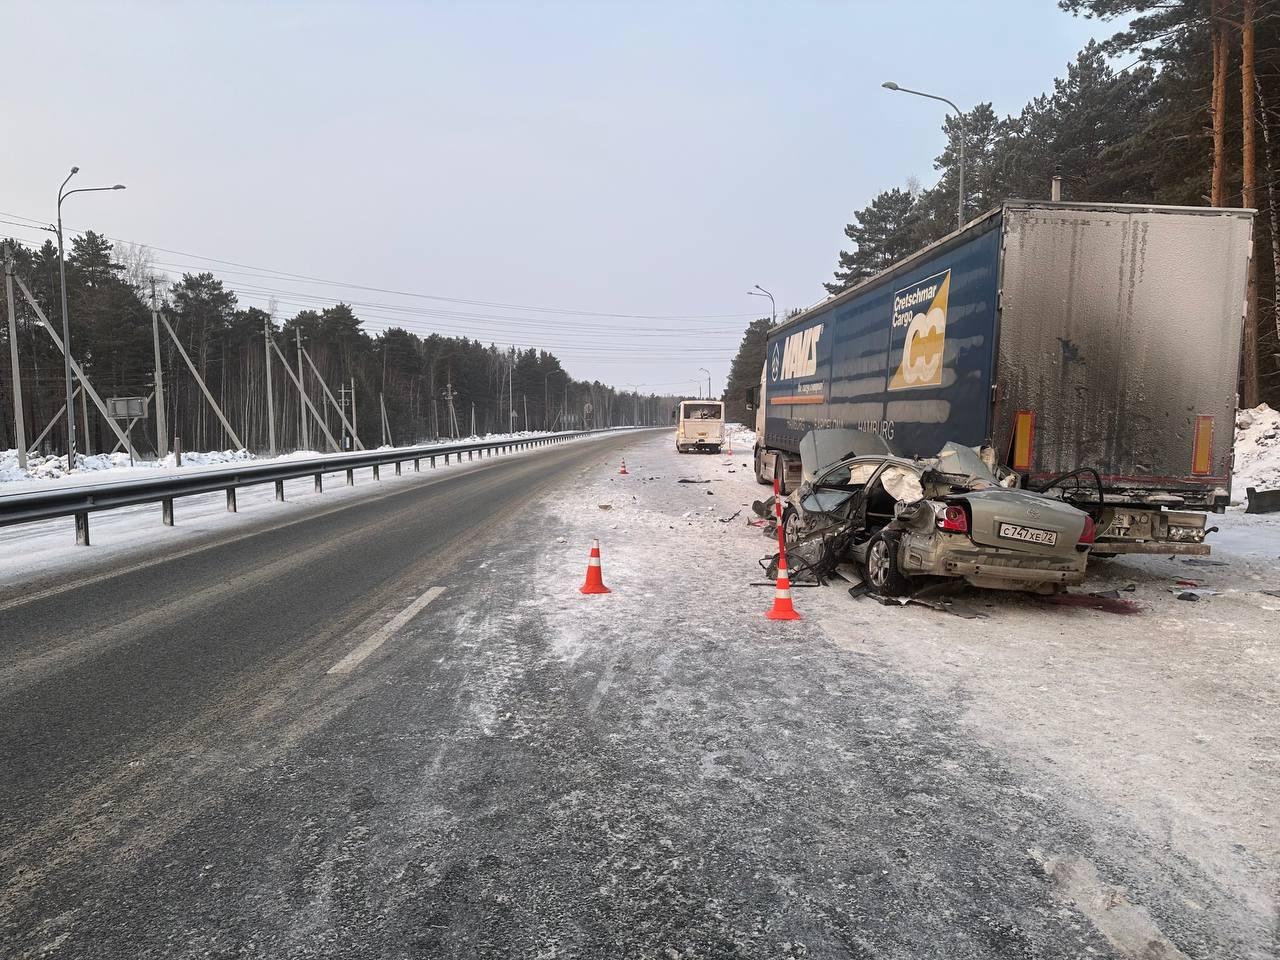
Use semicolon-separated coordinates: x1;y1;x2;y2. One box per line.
998;522;1057;546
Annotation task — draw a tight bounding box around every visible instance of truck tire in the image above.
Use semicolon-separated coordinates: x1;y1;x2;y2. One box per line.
754;448;771;486
773;455;788;495
864;531;914;598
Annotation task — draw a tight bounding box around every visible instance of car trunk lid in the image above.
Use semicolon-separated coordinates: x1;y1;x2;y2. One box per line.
959;488;1086;558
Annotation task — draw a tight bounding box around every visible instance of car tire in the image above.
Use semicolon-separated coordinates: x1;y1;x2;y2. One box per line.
864;531;913;598
773;456;788;496
781;506;801;545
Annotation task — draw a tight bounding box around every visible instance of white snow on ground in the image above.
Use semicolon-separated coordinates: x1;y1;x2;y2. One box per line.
529;429;1280;949
0;430;571;488
0;431;616;590
1234;403;1280;500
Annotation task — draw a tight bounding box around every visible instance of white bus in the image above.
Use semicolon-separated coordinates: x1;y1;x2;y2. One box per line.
675;400;724;454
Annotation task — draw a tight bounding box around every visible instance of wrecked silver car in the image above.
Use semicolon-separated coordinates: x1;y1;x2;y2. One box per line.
777;429;1096;596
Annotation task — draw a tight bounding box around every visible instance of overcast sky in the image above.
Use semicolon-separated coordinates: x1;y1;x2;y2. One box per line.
2;1;1121;395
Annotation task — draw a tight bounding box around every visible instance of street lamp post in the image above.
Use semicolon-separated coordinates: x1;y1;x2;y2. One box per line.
55;167;127;470
747;284;776;324
698;367;712;401
881;82;964;231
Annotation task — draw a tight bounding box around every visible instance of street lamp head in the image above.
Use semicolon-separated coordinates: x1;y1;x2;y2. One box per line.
881;81;899;91
70;166;80;175
112;184;126;190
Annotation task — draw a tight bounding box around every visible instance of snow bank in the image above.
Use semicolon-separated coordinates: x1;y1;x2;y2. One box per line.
0;430;578;487
1233;403;1280;499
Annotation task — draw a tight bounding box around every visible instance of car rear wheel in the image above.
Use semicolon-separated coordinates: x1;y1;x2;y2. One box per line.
864;531;913;598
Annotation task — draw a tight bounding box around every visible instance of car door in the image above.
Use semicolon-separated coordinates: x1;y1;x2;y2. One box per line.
800;458;882;523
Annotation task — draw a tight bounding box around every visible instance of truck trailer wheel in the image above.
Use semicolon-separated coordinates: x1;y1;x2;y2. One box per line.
755;448;771;486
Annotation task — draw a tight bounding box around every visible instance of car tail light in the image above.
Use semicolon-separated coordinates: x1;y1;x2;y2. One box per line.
938;504;969;534
1078;515;1097;545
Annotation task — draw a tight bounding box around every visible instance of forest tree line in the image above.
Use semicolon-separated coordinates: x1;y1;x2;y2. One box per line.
0;232;673;458
725;0;1280;413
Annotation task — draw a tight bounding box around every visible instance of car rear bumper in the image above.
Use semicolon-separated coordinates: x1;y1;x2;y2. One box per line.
899;535;1087;588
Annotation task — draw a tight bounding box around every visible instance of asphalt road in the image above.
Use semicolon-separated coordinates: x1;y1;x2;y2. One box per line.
0;430;1257;959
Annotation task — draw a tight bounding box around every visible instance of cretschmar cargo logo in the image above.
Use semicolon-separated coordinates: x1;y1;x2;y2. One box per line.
889;269;949;391
771;323;823;381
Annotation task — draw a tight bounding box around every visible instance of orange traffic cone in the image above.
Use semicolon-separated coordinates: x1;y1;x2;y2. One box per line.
579;538;611;594
765;559;802;620
725;435;733;456
618;458;629;475
765;474;801;620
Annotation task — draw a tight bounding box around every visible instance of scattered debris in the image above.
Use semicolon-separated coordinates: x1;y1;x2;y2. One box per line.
1171;587;1217;600
598;504;612;511
717;510;742;523
1038;592;1141;615
1181;557;1228;567
1089;583;1136;599
677;478;711;484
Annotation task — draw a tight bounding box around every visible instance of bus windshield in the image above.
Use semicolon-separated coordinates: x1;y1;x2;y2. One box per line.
681;403;722;420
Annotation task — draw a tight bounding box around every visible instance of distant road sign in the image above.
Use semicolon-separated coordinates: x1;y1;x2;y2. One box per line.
107;396;148;419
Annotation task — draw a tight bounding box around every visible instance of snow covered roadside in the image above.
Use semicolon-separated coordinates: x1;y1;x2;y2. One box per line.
526;427;1279;952
0;431;615;593
1234;402;1280;501
0;430;574;488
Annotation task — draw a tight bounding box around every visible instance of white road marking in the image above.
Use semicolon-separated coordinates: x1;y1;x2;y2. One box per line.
326;586;446;675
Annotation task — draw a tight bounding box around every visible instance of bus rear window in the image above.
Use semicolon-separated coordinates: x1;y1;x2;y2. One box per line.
682;404;722;420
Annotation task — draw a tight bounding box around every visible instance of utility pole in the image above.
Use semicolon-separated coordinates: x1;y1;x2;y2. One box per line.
264;314;277;456
149;281;167;458
442;381;459;439
350;377;358;447
338;383;350;449
470;402;477;438
296;327;309;451
379;392;390;447
4;246;27;469
522;393;528;432
508;349;515;434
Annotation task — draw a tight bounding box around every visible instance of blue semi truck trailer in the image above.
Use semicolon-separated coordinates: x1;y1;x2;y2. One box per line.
752;200;1254;554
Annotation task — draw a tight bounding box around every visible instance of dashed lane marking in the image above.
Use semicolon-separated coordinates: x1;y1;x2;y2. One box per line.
326;586;446;675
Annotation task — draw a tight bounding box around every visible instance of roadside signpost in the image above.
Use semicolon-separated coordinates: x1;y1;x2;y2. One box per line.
106;396;148;466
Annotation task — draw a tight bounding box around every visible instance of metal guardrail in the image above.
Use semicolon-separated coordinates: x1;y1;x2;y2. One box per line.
0;428;626;545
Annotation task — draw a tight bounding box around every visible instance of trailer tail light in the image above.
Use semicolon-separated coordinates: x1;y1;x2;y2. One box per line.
938;504;969;534
1078;515;1096;546
1012;410;1035;471
1191;415;1213;476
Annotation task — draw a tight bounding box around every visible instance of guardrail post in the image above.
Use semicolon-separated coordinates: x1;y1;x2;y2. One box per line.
394;461;401;476
275;480;285;501
315;473;323;493
468;450;473;461
414;458;420;472
444;453;450;465
373;464;381;482
226;488;237;513
346;468;354;486
74;511;89;546
162;498;174;526
430;456;436;468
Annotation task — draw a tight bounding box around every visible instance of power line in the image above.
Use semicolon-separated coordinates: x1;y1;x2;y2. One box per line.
0;209;755;321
